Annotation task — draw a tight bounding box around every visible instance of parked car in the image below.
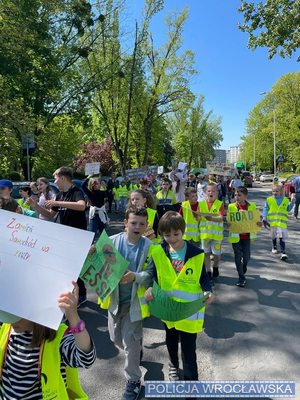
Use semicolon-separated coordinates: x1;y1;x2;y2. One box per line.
241;171;253;187
11;181;59;199
259;173;274;182
283;175;299;198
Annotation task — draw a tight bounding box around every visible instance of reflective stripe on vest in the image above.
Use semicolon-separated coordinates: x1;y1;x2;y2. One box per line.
181;201;201;242
199;200;223;240
156;191;175;205
228;202;257;243
266;197;289;228
152;245;205;333
0;323;88;400
117;187;128;197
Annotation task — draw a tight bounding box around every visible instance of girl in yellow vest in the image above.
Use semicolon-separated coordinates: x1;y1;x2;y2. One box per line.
262;185;295;260
155;178;177;219
227;186;261;287
127;189;159;242
0;282;96;399
198;183;226;284
144;211;214;382
179;187;201;246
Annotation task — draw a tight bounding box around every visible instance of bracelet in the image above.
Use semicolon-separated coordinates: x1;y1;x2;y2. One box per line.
64;320;85;335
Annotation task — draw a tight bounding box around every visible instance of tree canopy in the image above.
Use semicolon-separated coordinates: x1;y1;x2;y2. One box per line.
238;0;300;61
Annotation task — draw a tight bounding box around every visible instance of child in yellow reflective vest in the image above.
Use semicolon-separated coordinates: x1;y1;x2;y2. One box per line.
198;183;226;283
127;189;159;242
0;282;96;399
145;211;213;382
262;185;295;260
179;187;201;246
227;186;261;287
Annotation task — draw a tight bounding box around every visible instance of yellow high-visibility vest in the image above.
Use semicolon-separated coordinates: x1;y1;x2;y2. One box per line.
156;190;177;206
199;200;223;240
266;197;289;229
152;245;205;333
181;200;201;242
0;323;87;400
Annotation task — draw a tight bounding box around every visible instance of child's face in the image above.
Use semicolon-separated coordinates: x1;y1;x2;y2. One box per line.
130;193;146;208
19;189;29;199
272;187;282;197
235;190;247;204
124;214;148;239
206;185;218;202
188;192;198;204
163;229;184;250
161;182;170;191
0;187;12;199
37;181;47;193
12;319;34;333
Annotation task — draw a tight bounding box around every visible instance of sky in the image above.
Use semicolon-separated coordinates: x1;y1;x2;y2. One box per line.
123;0;299;150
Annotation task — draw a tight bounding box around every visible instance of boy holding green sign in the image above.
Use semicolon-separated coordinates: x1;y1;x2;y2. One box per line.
105;206;153;400
145;211;213;382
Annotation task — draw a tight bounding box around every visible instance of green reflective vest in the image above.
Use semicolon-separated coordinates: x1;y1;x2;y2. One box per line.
0;323;87;400
199;199;224;240
266;197;289;228
228;202;257;243
152;245;205;333
181;201;201;242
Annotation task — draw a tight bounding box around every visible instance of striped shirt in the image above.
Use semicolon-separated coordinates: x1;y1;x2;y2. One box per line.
0;330;96;400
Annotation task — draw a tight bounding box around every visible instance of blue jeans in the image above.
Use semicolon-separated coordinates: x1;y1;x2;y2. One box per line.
294;193;300;217
232;239;251;280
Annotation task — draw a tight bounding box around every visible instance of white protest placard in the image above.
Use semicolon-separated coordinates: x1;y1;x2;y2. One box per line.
0;210;94;330
177;161;187;171
85;162;100;176
157;166;164;174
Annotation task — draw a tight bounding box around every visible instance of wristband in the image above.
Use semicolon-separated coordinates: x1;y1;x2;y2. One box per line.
64;320;85;335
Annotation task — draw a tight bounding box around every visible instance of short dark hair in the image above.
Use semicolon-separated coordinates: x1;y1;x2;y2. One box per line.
53;166;73;181
236;186;248;195
19;186;31;195
0;197;18;212
158;211;186;235
125;206;148;220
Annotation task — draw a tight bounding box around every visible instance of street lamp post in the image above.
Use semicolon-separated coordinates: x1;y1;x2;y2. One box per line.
260;92;276;176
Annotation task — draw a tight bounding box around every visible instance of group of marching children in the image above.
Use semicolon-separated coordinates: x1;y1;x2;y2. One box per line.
0;169;296;400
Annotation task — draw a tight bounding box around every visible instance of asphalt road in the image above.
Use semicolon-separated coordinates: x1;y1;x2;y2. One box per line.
78;183;300;400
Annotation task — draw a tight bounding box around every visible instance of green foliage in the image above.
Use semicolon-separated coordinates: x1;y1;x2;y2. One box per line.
241;71;300;172
31;115;83;178
172;96;223;168
238;0;300;61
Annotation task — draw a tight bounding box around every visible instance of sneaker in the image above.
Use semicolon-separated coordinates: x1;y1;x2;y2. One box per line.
271;248;278;254
168;365;180;381
236;278;246;287
280;253;288;261
212;267;219;278
121;381;141;400
77;295;87;308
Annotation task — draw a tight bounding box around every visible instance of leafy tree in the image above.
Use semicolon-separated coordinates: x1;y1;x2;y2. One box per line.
238;0;300;61
172;96;223;168
74;139;116;175
241;72;300;172
31;115;83;178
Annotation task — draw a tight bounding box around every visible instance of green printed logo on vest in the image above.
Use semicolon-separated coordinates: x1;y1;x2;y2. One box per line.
185;268;193;275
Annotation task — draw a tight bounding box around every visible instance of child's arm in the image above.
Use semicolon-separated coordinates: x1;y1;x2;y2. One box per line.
58;281;93;353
